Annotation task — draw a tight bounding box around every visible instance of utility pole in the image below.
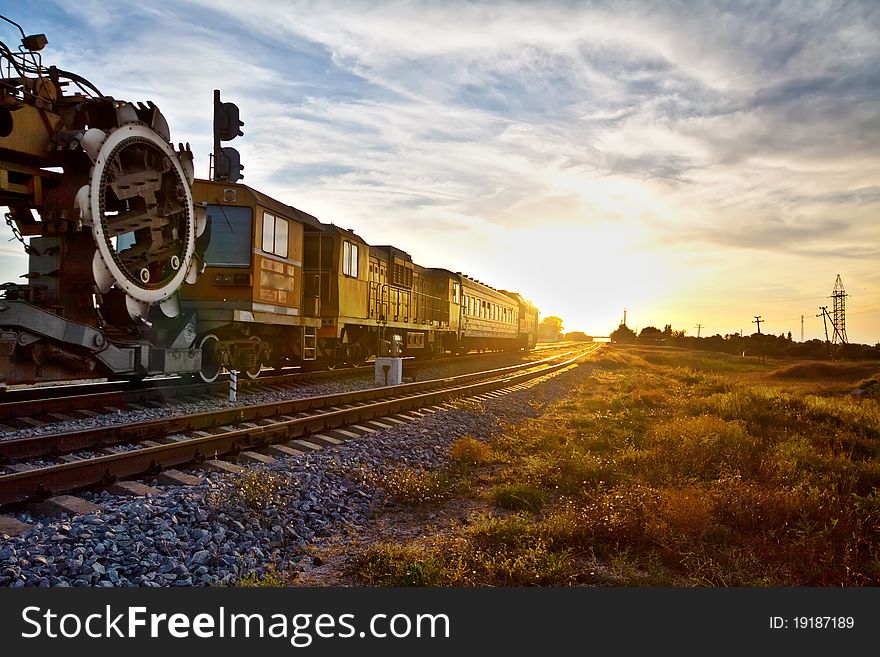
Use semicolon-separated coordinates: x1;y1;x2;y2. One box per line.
753;316;763;335
817;306;832;360
694;324;703;338
622;308;627;326
801;315;804;342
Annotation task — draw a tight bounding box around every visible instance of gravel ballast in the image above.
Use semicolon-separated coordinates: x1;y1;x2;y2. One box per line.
0;362;585;587
0;351;560;443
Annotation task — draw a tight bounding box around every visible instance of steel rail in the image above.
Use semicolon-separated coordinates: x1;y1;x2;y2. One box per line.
0;348;584;463
0;349;591;505
0;348;561;424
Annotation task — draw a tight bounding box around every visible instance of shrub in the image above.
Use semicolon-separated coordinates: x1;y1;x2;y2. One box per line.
449;436;493;466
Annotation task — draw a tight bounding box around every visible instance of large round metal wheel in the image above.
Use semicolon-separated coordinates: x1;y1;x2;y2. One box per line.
79;116;198;324
243;336;263;379
198;334;222;383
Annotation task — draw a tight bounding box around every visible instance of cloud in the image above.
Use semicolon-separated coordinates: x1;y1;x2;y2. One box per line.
1;0;879;340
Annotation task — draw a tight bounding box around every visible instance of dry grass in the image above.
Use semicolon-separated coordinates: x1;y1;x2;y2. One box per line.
207;469;297;512
351;346;880;586
369;466;459;506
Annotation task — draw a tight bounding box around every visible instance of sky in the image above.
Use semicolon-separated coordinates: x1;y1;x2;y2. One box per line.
1;0;879;342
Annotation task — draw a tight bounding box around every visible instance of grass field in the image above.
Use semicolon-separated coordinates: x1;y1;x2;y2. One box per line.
349;345;880;586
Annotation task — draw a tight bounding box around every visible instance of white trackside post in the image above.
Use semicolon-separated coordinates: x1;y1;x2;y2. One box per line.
229;369;238;402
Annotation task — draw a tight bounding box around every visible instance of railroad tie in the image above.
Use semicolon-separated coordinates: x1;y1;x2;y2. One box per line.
108;481;162;497
264;444;306;458
0;515;32;538
157;469;206;487
199;459;244;475
327;428;360;441
237;451;276;465
14;416;44;429
374;416;406;425
46;412;77;423
289;438;323;452
26;495;101;518
347;424;377;435
310;432;346;446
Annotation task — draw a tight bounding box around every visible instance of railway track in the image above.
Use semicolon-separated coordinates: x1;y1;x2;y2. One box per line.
0;347;594;507
0;369;336;429
0;349;552;429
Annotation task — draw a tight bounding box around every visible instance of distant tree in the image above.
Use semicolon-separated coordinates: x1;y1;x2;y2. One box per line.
639;326;664;341
663;324;672;337
537;316;564;342
564;331;592;342
611;323;637;344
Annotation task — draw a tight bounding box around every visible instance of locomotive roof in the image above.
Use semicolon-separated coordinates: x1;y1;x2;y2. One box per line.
370;245;412;261
245;185;324;231
319;222;369;244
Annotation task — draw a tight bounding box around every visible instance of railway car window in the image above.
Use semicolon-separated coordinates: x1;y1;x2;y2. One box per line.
204;205;252;267
275;217;288;258
452;282;460;304
342;240;359;277
262;212;289;258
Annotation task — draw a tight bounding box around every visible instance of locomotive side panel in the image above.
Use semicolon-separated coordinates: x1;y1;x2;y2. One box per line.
182;181;321;380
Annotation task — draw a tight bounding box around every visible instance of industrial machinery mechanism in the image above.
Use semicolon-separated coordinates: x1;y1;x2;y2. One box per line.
0;15;208;386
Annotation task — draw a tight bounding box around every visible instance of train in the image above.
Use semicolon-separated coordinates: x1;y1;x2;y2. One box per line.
181;180;539;381
0;15;538;387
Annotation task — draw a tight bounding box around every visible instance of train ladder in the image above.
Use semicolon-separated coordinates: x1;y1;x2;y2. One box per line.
303;327;317;361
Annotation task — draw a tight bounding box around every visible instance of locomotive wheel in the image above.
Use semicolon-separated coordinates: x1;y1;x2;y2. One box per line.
198;334;222;383
244;336;263;379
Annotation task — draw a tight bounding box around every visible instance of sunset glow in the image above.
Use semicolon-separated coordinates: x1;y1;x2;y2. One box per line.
2;1;878;341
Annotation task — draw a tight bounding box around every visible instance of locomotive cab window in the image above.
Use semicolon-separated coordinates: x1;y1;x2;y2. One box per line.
262;212;289;258
343;240;359;277
203;205;253;267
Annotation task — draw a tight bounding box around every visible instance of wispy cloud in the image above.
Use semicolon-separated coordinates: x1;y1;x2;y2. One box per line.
1;0;878;340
